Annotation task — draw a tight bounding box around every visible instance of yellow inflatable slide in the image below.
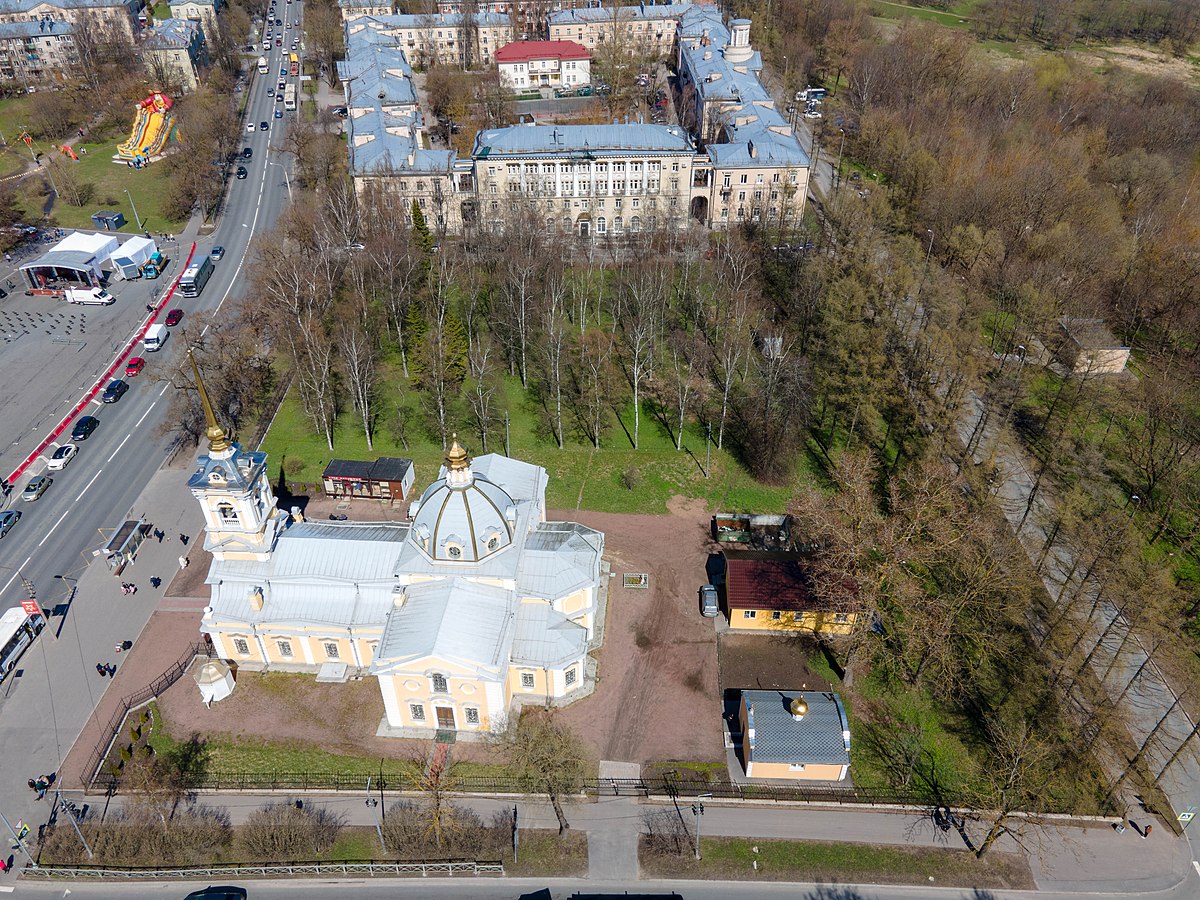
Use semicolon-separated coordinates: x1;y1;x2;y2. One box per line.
116;92;175;162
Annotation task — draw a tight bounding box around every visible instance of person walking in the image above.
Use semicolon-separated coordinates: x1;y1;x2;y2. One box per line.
1143;824;1153;839
180;533;189;546
95;663;106;677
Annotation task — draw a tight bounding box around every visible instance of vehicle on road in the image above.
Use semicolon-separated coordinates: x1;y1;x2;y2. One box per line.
46;443;78;470
102;379;129;403
143;323;169;351
211;246;225;260
257;56;268;74
242;147;252;159
260;120;269;131
246;122;255;132
71;416;98;440
22;475;51;502
66;287;115;306
236;166;248;179
125;357;145;377
0;607;45;681
284;84;296;111
165;308;184;326
179;255;214;298
275;109;283;119
183;886;248;900
700;584;719;617
0;510;20;537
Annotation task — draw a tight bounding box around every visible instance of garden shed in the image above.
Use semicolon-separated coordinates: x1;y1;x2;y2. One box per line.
321;457;415;501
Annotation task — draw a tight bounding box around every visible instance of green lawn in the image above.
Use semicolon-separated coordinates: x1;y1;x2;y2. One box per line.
261;371;815;515
23;133;186;233
870;0;971;27
642;836;1033;888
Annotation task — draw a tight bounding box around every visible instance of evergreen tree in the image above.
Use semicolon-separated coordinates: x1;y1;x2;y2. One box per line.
411;200;433;255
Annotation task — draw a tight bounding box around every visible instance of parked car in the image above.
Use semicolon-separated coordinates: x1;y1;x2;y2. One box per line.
0;510;20;538
102;379;129;404
211;246;225;260
46;443;77;470
71;416;98;440
700;584;719;617
124;357;145;377
22;475;52;502
165;309;184;326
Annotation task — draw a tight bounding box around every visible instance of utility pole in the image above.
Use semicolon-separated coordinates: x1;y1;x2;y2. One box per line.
704;423;711;479
124;188;143;230
504;410;511;457
691;793;711;860
53;792;93;858
0;810;36;868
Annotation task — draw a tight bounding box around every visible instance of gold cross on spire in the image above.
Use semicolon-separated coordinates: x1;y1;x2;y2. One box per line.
188;348;231;455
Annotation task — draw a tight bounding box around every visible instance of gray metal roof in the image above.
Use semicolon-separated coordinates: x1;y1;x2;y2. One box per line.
372;579;515;673
549;3;692;25
517;522;603;599
510;600;587;667
473;124;694;157
743;690;850;766
20;250;99;272
187;444;269;494
215;521;409;582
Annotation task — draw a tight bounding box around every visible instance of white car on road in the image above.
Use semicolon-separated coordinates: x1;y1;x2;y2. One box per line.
46;444;78;471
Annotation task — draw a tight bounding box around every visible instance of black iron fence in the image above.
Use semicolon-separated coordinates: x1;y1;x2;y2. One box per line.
25;859;505;879
81;642;214;790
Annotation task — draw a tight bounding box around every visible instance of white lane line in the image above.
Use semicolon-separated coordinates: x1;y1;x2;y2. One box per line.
136;402;157;427
38;509;69;546
158;382;170;397
107;433;131;462
0;556;31;593
76;469;102;502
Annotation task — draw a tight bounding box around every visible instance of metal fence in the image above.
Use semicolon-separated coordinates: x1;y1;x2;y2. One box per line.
24;859;505;880
82;641;214;789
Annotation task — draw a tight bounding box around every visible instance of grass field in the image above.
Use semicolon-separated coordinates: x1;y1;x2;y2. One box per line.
642;836;1033;888
870;0;971;27
260;370;818;515
27;131;186;233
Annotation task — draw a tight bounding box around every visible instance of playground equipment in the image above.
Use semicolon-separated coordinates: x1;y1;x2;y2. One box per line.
116;92;175;162
59;145;77;160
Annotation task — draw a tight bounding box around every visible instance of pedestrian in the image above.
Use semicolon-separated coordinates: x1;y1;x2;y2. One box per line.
1144;824;1152;839
150;576;162;589
0;856;8;872
180;533;189;546
179;555;189;569
107;664;116;677
27;779;37;794
34;779;47;799
95;662;106;676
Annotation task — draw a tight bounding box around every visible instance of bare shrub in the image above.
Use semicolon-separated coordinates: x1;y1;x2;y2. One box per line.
382;798;491;859
240;802;344;860
40;806;232;866
641;809;692;858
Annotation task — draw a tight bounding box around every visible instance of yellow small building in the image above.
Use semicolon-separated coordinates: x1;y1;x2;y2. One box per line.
738;690;851;781
723;550;858;636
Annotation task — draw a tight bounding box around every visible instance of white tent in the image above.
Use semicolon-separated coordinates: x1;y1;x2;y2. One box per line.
194;659;235;707
110;235;157;280
54;230;120;263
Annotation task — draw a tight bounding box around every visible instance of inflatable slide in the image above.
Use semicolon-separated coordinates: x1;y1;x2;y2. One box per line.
116;92;175;162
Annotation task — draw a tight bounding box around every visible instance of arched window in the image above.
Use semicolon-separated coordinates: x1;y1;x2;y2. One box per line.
431;673;448;693
614;216;624;233
217;503;238;524
630;215;641;232
596;216;607;234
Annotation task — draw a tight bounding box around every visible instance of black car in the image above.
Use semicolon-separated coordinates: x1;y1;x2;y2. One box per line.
236;166;248;179
260;120;269;131
102;379;129;403
71;416;98;441
184;888;247;900
242;146;252;159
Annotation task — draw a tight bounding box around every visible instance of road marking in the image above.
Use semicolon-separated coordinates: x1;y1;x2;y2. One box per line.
136;402;157;427
158;382;170;397
107;433;131;461
0;556;31;594
76;469;101;502
38;509;69;546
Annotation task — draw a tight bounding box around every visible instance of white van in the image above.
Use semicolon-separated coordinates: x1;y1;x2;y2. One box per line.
143;323;168;352
66;287;115;305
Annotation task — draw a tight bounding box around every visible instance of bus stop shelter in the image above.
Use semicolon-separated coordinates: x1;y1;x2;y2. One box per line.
101;519;150;574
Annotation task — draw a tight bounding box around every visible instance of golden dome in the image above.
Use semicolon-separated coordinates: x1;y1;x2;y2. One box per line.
446;434;470;471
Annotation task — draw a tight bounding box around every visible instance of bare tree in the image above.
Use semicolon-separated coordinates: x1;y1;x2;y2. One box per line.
489;712;588;834
334;294;380;450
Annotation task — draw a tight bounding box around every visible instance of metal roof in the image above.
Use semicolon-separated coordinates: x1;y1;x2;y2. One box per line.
495;40;589;63
0;20;75;37
0;0;131;11
723;550;854;613
473;123;693;157
20;250;99;272
510;600;587;667
743;690;851;766
372;579;515;673
517;523;603;599
549;3;692;25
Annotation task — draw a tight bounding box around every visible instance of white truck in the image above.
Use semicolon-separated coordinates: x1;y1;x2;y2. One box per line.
143;323;168;352
66;287;115;305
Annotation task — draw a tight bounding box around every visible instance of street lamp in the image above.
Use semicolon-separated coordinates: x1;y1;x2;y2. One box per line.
52;574;78;639
124;188;143;231
268;161;293;202
834;128;847;195
365;777;386;852
691;792;712;859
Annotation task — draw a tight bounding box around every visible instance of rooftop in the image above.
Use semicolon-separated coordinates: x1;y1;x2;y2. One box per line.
474;123;694;157
0;19;75;38
743;689;851;766
495;40;590;63
1060;316;1126;350
723;549;855;613
549;3;693;25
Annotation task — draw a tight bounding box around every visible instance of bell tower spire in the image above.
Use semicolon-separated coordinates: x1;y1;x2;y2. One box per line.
189;349;232;458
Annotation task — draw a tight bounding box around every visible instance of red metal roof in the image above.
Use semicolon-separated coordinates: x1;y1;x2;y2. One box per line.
723;550;855;612
495;40;590;63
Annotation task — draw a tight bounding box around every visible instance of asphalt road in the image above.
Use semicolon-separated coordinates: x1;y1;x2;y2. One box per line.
0;0;302;859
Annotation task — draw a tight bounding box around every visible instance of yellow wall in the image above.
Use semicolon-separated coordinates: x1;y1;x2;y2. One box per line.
745;760;847;781
387;668;497;731
557;589;589;615
728;607;856;636
508;665;548;698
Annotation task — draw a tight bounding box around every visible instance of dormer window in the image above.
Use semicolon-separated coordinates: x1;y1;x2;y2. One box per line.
487;536;499;552
447;544;462;559
208;471;225;483
217;503;238;524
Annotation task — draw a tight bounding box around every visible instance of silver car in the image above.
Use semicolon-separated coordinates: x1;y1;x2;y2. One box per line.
700;584;719;617
0;510;20;537
22;475;52;502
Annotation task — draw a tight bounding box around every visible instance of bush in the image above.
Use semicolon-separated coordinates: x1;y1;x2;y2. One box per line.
240;803;344;860
39;806;232;866
641;810;691;858
382;799;492;859
621;466;642;491
283;456;307;476
119;746;132;763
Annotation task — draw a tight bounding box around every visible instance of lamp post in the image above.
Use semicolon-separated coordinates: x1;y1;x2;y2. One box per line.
365;777;386;852
691;793;712;859
917;228;935;328
52;574;78;639
124;188;143;230
269;161;293;202
834;128;847;196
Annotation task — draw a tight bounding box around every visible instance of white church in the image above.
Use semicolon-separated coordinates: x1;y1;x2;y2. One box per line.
187;361;606;736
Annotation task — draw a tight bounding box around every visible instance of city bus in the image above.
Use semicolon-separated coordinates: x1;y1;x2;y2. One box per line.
284;83;297;112
289;52;299;77
0;607;45;682
179;255;214;298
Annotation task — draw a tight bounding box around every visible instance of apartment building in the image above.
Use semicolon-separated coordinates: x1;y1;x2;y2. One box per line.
168;0;219;31
548;2;691;57
0;0;141;44
495;38;589;90
339;26;462;231
437;0;596;39
141;16;204;92
676;8;809;227
338;0;392;22
472;123;695;236
346;11;513;66
0;17;76;83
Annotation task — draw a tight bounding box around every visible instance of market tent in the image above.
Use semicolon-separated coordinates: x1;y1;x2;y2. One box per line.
54;230;120;261
194;659;235;706
19;231;121;288
110;235;157;280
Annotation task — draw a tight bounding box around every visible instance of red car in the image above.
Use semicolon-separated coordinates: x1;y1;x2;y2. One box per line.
165;309;184;326
124;357;145;377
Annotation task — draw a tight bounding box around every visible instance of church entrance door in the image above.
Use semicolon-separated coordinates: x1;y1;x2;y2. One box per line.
436;706;456;729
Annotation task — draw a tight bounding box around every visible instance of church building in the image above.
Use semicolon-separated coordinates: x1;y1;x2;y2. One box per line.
187;355;606;735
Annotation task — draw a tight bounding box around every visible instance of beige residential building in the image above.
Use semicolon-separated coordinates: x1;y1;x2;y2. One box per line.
0;0;141;46
169;0;220;31
141;16;204;93
548;2;691;57
0;17;78;83
338;0;393;23
346;11;514;67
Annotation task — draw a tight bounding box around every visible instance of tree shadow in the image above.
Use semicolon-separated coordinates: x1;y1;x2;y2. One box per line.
275;460;310;515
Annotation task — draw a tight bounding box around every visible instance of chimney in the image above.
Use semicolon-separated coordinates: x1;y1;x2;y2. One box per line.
504;504;518;528
248;587;264;611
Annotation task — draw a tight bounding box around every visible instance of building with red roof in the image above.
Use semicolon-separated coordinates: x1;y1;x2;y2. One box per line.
722;549;859;636
496;39;590;91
